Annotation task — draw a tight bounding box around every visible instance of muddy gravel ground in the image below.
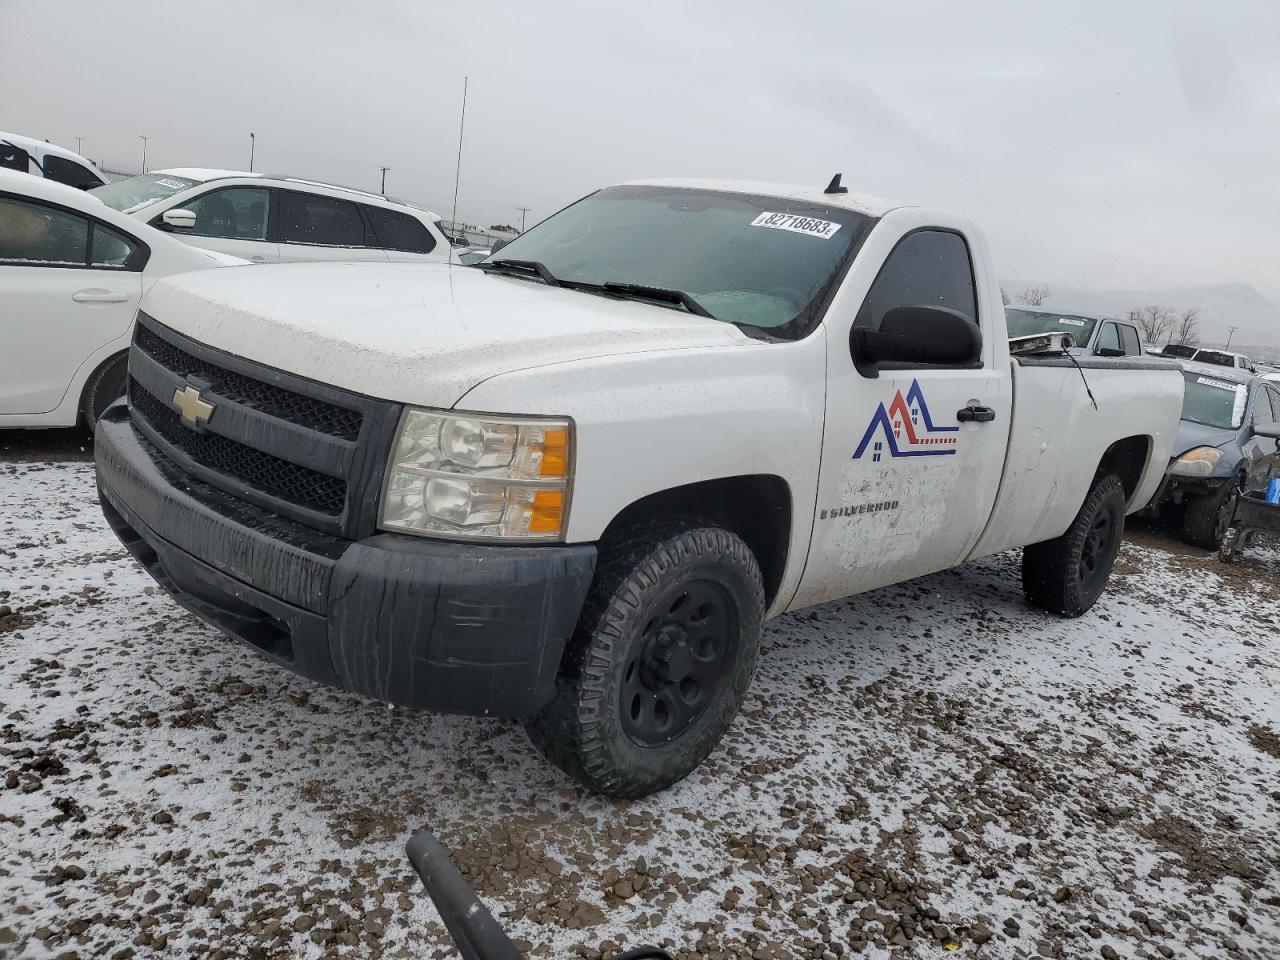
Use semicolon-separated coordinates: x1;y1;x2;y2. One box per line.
1;460;1278;960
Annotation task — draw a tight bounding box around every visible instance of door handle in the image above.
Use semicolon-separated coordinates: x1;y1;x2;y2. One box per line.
73;290;130;304
957;405;996;423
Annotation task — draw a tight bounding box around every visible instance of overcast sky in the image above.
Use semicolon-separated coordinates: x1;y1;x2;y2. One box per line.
4;1;1278;304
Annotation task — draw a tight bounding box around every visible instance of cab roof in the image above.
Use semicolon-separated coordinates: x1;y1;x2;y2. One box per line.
1179;360;1255;384
1006;304;1127;324
623;177;908;219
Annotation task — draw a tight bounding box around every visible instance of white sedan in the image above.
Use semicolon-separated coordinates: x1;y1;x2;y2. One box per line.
0;170;246;430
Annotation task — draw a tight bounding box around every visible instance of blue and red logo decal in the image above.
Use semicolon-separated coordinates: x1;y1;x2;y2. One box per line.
853;380;958;461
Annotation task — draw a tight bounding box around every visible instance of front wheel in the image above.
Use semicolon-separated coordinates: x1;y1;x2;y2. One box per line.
1022;474;1126;617
1180;482;1236;550
525;525;764;799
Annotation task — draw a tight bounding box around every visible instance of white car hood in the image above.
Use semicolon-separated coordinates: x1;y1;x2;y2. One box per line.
142;262;750;408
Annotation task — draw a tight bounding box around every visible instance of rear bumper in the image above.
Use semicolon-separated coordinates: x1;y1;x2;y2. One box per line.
94;405;596;717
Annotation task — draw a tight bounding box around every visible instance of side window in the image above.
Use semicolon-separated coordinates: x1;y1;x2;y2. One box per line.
1095;322;1122;355
855;230;978;332
1119;324;1142;357
180;187;270;241
280;190;369;247
364;205;436;254
43;155;103;190
91;224;137;269
0;196;89;265
1;144;31;172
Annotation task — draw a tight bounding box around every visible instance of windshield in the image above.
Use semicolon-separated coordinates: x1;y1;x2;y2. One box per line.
483;185;874;337
1005;308;1098;345
1181;371;1248;429
90;173;198;214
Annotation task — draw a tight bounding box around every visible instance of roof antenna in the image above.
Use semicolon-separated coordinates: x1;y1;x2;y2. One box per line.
824;173;848;195
448;76;469;267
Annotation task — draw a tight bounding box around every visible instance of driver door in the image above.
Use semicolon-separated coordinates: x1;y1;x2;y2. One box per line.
791;216;1012;609
154;186;280;262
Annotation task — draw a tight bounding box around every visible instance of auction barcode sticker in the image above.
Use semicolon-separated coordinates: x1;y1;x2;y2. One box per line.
1057;318;1087;327
750;212;841;239
1197;376;1237;391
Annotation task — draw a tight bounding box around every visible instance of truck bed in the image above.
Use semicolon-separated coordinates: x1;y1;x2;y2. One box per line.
970;356;1185;559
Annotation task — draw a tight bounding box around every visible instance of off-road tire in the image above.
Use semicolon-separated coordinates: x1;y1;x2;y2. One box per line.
524;524;764;799
1022;474;1126;617
80;353;129;430
1180;482;1236;550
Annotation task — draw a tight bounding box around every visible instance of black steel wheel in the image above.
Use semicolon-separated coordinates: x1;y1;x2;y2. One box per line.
1077;508;1115;595
524;524;764;799
1023;473;1126;617
620;579;735;746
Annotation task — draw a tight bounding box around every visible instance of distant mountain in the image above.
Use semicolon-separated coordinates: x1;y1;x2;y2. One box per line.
1019;282;1280;350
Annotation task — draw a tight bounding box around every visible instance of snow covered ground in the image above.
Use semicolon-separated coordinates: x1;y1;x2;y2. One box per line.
1;460;1277;960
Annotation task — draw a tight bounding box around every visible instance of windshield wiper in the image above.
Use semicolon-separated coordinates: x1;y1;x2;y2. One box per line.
474;261;715;320
476;258;561;287
598;282;716;319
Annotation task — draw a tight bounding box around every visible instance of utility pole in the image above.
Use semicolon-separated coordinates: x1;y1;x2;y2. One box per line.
249;132;255;172
380;166;390;195
75;137;84;155
1225;325;1238;349
139;136;150;174
517;206;530;233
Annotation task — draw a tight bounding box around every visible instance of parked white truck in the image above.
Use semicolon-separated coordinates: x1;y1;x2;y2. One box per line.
94;176;1184;797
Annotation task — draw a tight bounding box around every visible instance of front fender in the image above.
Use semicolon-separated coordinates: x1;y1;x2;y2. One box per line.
455;337;826;612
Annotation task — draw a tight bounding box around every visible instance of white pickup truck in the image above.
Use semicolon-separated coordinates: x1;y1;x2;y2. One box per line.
94;176;1184;798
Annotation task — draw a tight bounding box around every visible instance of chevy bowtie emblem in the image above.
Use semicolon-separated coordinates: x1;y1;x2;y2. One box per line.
172;384;215;427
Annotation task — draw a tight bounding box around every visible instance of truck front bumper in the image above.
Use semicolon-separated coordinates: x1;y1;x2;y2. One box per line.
94;406;597;717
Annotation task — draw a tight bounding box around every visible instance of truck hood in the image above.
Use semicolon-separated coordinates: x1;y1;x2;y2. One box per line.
142;262;749;408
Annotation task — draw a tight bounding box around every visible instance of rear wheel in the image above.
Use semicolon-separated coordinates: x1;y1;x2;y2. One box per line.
525;524;763;799
1180;482;1236;550
1022;474;1126;617
80;353;129;430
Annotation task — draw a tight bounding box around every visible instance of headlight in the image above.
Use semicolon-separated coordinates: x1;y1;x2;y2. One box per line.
379;408;572;541
1168;446;1222;478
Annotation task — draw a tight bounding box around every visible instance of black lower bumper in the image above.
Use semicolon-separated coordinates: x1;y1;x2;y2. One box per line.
94;407;596;717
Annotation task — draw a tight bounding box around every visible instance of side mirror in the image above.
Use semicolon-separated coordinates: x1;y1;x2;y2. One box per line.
1095;346;1126;358
1255;420;1280;440
490;238;510;254
851;305;981;377
161;208;197;230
